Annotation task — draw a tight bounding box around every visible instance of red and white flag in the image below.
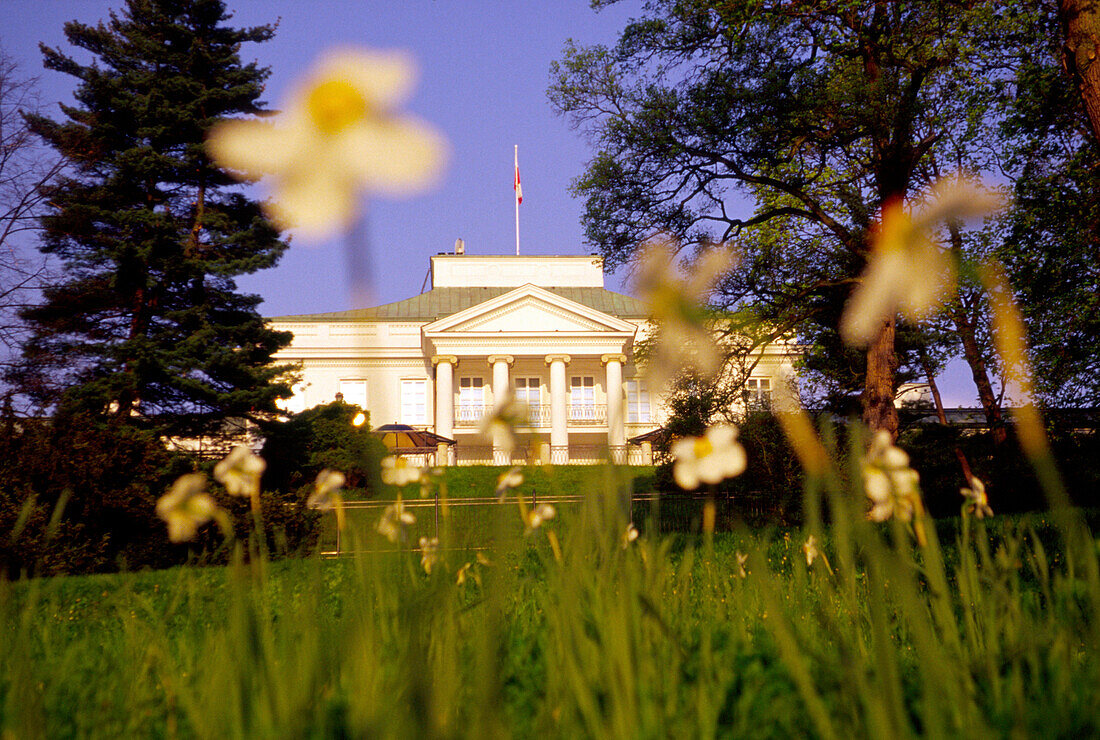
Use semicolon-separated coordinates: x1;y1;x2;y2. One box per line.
514;152;523;205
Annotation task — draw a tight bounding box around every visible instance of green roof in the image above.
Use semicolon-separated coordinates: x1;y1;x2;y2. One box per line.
272;286;649;322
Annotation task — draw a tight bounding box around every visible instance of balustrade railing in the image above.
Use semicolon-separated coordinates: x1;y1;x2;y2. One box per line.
452;403;607;427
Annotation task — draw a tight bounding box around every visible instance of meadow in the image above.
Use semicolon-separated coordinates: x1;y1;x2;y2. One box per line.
3;461;1099;738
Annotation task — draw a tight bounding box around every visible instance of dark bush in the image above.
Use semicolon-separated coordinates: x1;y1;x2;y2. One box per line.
259;401;386;498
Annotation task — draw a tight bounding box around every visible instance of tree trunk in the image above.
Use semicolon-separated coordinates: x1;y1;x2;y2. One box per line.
950;303;1008;445
862;315;899;438
1061;0;1100;143
919;352;975;483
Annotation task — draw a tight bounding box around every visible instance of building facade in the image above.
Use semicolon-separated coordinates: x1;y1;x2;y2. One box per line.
270;253;788;465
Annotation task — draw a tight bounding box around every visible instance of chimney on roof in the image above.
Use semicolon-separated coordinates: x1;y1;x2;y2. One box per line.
454;238;465;255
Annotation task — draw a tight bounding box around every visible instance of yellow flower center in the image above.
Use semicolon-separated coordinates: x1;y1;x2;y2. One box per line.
693;438;714;459
307;79;367;135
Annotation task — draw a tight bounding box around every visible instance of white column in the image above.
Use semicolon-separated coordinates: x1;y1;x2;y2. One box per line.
488;354;514;464
546;354;571;464
432;355;456;465
603;353;626;464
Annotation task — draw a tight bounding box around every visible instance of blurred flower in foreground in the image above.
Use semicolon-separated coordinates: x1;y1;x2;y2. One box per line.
157;473;219;543
214;446;266;498
802;535;820;567
495;466;524;501
961;476;993;519
479;392;527;459
525;503;556;533
351;411;367;427
622;523;640;549
862;431;922;522
736;551;749;578
419;536;439;574
634;240;734;390
208;48;446;239
840;177;1005;347
308;468;347;530
377;499;416;543
671;424;747;490
381;456;424;487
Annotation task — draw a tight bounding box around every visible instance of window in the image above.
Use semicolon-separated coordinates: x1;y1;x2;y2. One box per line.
570;376;596;420
745;378;772;408
515;377;542;424
457;377;484;422
624;379;651;423
338;379;367;410
401;379;427;424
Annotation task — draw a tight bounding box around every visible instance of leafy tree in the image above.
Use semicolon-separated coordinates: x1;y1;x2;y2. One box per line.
999;2;1100;405
550;0;1027;435
14;0;291;440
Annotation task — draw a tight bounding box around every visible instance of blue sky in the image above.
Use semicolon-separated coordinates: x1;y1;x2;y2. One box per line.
1;1;981;404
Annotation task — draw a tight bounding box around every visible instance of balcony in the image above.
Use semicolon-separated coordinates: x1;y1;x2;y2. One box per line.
453;404;607;428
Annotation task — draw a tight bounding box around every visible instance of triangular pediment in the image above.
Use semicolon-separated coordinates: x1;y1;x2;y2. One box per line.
424;284;636;336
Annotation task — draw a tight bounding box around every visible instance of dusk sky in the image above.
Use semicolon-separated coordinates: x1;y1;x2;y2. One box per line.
2;1;979;404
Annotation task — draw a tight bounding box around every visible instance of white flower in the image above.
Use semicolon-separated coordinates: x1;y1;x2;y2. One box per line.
961;475;993;519
156;473;218;543
213;445;266;498
419;536;440;574
377;500;416;543
622;523;640;548
208;47;447;239
634;240;735;390
495;466;524;501
841;177;1005;347
478;393;527;457
803;535;819;567
526;503;556;533
381;456;424;487
307;468;345;510
671;424;747;490
862;431;922;522
736;551;749;578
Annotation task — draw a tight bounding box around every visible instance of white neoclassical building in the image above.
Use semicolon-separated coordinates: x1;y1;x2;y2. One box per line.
270;252;788;465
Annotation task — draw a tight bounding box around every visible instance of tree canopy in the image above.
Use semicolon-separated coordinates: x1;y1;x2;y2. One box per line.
551;0;1029;433
15;0;292;440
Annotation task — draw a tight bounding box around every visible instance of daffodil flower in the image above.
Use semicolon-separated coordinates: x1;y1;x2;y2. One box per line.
381;456;425;487
622;523;640;548
377;499;416;543
961;475;993;519
419;536;440;574
736;551;749;579
478;393;528;458
495;466;524;501
208;48;447;239
803;535;820;567
670;424;747;490
634;240;735;390
840;177;1005;347
308;468;347;530
213;446;266;498
525;503;556;533
156;473;219;543
862;431;922;522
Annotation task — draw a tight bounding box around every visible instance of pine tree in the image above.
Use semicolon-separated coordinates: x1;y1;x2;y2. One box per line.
17;0;292;441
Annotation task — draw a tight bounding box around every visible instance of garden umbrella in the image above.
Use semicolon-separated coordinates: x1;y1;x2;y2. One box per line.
373;424;456;455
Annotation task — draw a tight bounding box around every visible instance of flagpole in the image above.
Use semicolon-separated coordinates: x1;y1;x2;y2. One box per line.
514;145;520;256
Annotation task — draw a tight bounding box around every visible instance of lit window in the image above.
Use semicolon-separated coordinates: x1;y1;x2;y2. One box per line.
338;379;367;410
401;379;427;424
457;377;484;422
570;376;596;420
515;377;542;424
624;379;651;423
745;378;772;408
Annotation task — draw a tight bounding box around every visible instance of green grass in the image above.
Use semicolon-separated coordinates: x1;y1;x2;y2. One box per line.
3;467;1100;738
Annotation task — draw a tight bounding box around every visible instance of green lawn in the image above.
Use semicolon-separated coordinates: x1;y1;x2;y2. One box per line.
3;487;1099;738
